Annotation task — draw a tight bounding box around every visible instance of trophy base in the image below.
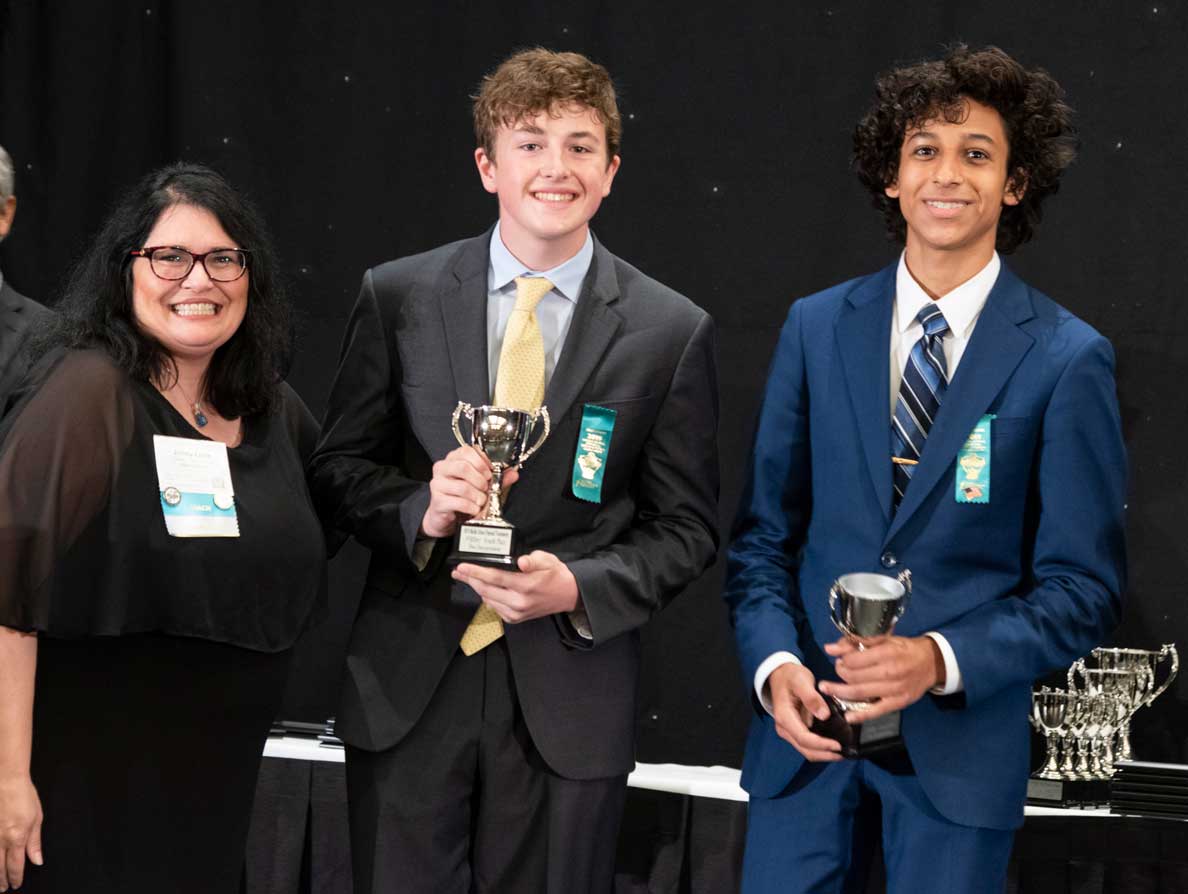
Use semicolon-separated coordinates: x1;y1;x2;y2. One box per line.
1026;776;1111;808
448;519;520;569
810;695;904;759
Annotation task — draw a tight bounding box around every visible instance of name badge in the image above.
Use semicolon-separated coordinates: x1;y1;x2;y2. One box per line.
572;404;616;503
153;435;240;537
955;414;993;504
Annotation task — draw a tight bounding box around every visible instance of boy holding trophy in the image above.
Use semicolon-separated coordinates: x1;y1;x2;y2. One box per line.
725;45;1126;892
309;48;719;893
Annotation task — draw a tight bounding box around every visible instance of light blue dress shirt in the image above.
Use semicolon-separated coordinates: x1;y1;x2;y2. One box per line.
486;223;593;399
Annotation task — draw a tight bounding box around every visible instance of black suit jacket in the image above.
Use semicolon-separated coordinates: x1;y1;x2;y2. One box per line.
0;280;51;412
309;231;720;779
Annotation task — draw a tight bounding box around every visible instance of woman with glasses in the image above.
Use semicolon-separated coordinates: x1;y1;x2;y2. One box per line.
0;163;326;892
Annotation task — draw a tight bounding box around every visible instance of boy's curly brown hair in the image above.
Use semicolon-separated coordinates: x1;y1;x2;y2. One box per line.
853;45;1077;253
473;48;621;163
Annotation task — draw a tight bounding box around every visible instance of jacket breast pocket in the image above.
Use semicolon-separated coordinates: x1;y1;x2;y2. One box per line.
547;396;657;501
990;415;1038;453
984;415;1039;505
563;394;656;422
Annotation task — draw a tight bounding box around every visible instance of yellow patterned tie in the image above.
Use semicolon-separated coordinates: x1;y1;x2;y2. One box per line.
460;276;553;656
494;276;552;411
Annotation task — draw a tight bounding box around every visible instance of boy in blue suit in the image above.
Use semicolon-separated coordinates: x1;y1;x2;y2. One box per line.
725;45;1126;893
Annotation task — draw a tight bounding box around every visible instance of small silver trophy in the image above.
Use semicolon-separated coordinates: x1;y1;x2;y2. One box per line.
811;570;912;758
447;402;550;568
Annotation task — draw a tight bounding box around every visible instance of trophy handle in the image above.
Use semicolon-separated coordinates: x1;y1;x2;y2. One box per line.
516;407;551;465
1068;657;1087;691
1030;689;1045;731
451;402;473;448
1145;643;1179;706
895;568;912;617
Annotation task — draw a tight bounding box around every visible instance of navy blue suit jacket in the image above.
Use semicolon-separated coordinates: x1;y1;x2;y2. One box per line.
725;261;1126;830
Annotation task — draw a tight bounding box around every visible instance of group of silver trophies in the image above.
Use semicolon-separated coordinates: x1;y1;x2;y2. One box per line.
1031;644;1178;784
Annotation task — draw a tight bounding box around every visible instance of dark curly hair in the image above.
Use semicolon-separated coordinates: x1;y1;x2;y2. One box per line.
853;45;1077;254
45;163;290;418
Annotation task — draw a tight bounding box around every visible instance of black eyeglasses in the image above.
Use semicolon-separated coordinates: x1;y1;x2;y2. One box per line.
129;246;250;282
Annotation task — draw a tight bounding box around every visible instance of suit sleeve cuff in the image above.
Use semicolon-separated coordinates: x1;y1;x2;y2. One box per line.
412;537;436;572
754;651;801;716
925;632;963;695
400;484;433;563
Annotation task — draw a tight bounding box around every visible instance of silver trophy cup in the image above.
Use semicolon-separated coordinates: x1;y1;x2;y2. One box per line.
448;403;550;567
829;571;913;645
1069;643;1178;762
811;570;912;757
828;571;912;712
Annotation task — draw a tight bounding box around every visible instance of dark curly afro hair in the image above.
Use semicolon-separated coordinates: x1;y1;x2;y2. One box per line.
853;44;1077;254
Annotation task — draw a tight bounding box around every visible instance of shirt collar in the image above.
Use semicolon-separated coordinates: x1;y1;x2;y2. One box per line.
488;222;593;303
895;251;1001;338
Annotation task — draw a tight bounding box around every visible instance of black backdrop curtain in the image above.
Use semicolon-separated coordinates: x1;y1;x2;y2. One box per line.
2;0;1186;768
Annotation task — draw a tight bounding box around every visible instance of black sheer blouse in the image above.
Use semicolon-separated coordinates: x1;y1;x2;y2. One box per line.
0;349;326;652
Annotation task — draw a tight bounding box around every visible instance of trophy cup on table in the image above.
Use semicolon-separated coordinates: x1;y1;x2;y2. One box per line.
1031;688;1072;782
810;570;912;758
1028;686;1121;806
447;402;549;568
1072;644;1179;762
1069;665;1147;766
1027;642;1178;807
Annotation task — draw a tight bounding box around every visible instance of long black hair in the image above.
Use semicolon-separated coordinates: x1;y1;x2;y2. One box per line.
48;162;291;417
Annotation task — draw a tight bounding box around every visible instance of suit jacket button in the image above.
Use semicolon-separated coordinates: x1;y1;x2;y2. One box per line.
880;551;897;568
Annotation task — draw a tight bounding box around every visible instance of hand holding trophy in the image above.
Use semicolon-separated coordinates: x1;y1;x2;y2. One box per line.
447;402;549;568
810;570;912;758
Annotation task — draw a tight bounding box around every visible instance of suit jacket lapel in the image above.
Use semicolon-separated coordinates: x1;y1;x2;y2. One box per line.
438;233;492;409
836;265;896;524
886;264;1036;540
542;237;622;425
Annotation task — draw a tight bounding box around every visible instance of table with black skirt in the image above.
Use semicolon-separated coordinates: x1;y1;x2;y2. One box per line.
247;738;1188;894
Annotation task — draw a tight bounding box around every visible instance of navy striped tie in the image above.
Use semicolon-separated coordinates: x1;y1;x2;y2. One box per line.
891;305;950;507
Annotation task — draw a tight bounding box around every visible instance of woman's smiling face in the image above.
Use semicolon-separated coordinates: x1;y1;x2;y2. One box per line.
130;203;249;365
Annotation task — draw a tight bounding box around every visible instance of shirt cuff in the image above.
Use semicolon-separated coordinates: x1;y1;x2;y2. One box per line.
924;632;963;695
754;651;802;716
567;607;593;640
412;537;436;572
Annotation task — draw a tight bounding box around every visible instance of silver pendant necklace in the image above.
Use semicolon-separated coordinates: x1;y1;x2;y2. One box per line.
176;380;209;428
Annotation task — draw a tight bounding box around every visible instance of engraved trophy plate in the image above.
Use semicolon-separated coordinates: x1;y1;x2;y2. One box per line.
456;524;515;557
810;570;912;759
1027;777;1065;803
447;402;550;568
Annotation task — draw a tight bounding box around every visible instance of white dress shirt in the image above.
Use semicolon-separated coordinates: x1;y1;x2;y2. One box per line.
755;251;1001;713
